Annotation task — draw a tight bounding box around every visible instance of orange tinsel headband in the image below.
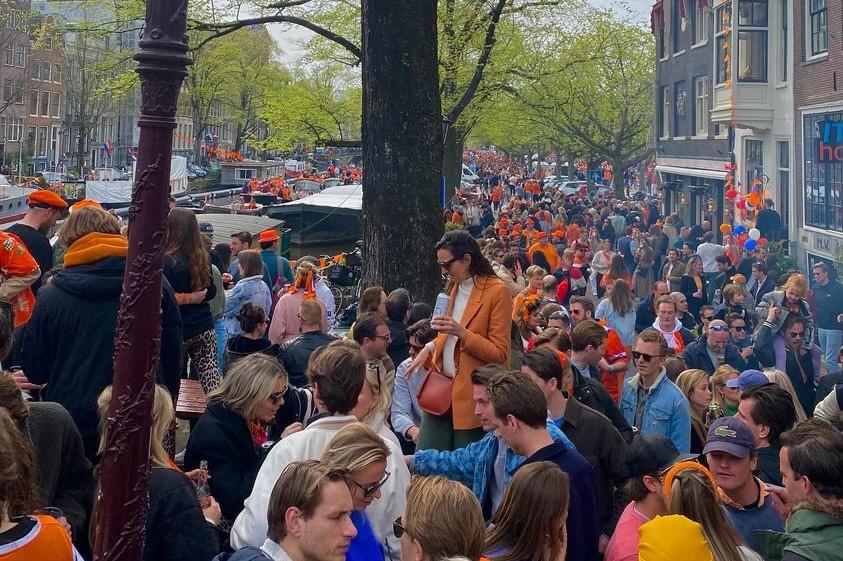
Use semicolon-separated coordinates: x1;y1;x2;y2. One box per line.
288;267;317;299
662;461;717;497
519;294;541;323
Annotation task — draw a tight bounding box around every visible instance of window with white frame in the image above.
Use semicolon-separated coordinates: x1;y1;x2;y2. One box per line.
737;0;768;81
15;45;25;68
807;0;827;56
37;126;47;157
53;64;61;83
673;80;686;137
32;59;39;80
660;85;670;138
39;91;49;117
777;140;789;228
41;61;50;82
780;0;787;81
716;2;732;83
673;0;685;53
29;89;38;116
50;125;58;152
7;118;22;142
694;76;709;136
235;168;257;180
692;0;707;43
3;45;12;66
50;92;59;118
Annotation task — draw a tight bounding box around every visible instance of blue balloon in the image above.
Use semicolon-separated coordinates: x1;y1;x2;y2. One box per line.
744;239;757;250
734;225;747;235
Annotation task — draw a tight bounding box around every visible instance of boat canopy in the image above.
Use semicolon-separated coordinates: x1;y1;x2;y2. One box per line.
278;184;362;212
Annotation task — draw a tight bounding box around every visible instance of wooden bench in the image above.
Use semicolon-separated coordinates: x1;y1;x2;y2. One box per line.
176;378;207;420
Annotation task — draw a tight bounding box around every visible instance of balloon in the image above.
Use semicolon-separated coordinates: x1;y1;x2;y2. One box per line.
734;225;746;235
719;224;731;234
726;189;738;200
736;199;746;209
747;192;761;207
738;234;748;245
748;228;761;240
744;239;757;250
758;237;768;246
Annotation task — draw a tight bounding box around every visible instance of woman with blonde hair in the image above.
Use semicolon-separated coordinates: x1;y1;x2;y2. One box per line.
764;369;808;421
675;369;713;454
395;475;486;561
321;422;392;561
97;385;219;561
269;260;328;344
710;365;740;418
352;358;397;446
665;464;763;561
595;278;637;346
755;273;814;345
681;255;708;320
485;461;570;561
184;353;297;524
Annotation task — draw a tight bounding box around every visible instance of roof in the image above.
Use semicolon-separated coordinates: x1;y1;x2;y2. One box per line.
194;213;287;245
277;184;362;212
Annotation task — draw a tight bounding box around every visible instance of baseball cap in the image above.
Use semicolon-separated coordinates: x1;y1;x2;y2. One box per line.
625;434;698;478
726;369;768;389
198;222;214;235
702;417;756;458
28;190;68;209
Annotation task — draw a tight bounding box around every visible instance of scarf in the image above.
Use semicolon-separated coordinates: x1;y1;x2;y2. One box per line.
247;419;268;447
64;232;128;267
652;318;686;352
287;268;317;299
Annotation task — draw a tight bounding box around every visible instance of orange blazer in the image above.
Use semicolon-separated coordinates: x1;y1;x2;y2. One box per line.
433;274;512;429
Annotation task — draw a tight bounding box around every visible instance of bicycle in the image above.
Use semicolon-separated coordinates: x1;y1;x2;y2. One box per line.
317;248;363;313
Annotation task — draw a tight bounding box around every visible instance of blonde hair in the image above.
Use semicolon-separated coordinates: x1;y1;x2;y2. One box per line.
668;468;745;561
525;265;546;278
58;206;121;246
710;364;738;411
359;360;392;426
675;369;709;446
321;422;389;475
208;353;287;420
98;384;173;469
405;475;485;561
782;274;808;298
764;369;808;421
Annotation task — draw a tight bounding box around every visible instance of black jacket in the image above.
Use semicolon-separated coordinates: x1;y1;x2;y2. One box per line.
278;330;338;387
572;366;633;443
386;318;410;367
224;335;277;372
145;467;219;561
750;276;776;305
270;385;317;440
21;257;182;457
682;334;748;375
184;399;262;523
164;255;216;340
681;274;709;319
635;293;657;333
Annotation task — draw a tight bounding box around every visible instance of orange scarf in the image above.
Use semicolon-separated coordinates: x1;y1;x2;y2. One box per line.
64;232;128;267
287;269;317;299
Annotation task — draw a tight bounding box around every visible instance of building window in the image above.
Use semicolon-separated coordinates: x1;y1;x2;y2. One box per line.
660;85;670;138
694;76;709;136
235;168;256;180
27;127;35;153
37;126;47;157
41;61;50;82
691;0;707;43
15;45;25;68
7;118;22;142
29;90;38;116
745;139;763;189
673;0;685;52
673;80;687;137
32;59;40;80
807;0;827;56
737;0;767;81
53;65;61;83
780;0;787;81
2;79;12;103
804;112;843;230
3;45;12;66
50;93;59;118
716;3;732;83
45;35;52;51
777;140;789;228
39;91;49;116
659;20;666;58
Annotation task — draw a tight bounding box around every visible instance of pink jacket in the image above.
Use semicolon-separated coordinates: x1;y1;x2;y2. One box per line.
268;291;329;344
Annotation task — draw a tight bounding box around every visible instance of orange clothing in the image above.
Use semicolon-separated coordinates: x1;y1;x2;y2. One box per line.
599;326;629;403
432;275;512;430
491;185;503;202
512;287;539;321
528;242;560;271
0;232;40;327
566;224;581;245
0;514;76;560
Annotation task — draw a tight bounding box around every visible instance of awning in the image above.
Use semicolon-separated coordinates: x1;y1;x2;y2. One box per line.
655;165;728;181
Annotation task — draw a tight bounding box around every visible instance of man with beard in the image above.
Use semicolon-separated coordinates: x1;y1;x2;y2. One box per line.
7;190;67;293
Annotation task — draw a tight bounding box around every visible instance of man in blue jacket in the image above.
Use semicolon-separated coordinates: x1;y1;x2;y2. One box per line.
486;370;600;561
411;365;574;519
620;329;692;453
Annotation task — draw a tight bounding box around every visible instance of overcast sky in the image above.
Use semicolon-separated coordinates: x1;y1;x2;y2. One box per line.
268;0;652;65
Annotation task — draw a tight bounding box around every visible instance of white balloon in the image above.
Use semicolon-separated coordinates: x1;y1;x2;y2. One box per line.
748;228;761;240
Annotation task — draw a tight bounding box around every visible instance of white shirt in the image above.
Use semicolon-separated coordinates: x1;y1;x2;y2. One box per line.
443;278;474;376
314;278;336;326
260;540;296;561
696;242;725;273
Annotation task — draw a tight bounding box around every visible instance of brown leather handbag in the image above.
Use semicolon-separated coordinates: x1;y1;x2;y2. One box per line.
416;362;453;416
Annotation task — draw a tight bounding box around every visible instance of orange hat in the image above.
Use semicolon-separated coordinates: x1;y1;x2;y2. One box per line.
552;229;564;238
69;199;102;213
499;218;509;226
498;228;509;236
29;189;67;209
535;231;547;240
258;229;280;243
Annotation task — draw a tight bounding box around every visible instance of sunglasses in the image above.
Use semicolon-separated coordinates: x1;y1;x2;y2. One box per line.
409;343;425;353
731;325;746;331
632;351;662;362
437;256;462;269
702;316;714;321
788;331;805;338
374;334;392;342
709;324;730;332
393;517;407;539
268;389;287;404
355;471;390;499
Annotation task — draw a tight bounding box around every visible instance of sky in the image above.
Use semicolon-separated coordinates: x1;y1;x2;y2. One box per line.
267;0;652;65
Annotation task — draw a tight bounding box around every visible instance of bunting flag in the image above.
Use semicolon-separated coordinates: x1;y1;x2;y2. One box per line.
650;1;665;34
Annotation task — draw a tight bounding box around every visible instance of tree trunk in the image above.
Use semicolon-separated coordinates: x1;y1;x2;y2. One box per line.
442;125;462;201
361;0;443;305
92;0;190;558
77;129;86;175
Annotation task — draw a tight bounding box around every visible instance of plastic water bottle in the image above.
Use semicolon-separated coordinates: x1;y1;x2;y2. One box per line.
433;292;450;317
196;459;211;508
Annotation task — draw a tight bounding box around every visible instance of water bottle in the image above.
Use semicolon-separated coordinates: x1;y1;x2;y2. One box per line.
433;292;450;317
196;459;211;508
705;403;720;427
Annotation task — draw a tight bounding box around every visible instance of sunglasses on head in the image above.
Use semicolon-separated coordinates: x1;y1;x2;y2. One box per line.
632;351;662;362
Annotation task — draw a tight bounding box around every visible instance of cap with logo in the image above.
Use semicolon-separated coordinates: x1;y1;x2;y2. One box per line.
625;434;698;478
198;222;214;235
702;416;756;459
725;369;768;389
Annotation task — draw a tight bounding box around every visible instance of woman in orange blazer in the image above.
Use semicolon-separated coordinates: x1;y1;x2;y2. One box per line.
409;230;512;451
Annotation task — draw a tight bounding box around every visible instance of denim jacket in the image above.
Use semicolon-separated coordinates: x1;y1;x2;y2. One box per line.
620;369;691;453
414;421;574;505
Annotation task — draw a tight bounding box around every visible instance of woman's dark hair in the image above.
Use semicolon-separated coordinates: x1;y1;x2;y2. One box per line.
405;302;432;325
0;408;42;519
502;254;518;270
212;243;232;271
406;318;436;345
358;286;384;319
238;249;264;278
237;302;266;333
165;208;211;291
531;250;551;273
435;230;495;278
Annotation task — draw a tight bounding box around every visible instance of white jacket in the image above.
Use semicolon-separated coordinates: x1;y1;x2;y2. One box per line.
230;415;409;560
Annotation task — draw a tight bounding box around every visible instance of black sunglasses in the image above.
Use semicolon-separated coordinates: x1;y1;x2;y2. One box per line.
732;325;746;331
393;517;406;539
269;389;286;404
788;331;805;338
632;351;662;362
702;315;714;321
437;256;462;269
709;324;730;332
355;471;390;499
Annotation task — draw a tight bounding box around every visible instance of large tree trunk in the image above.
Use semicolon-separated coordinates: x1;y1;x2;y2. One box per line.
361;0;443;305
442;125;463;201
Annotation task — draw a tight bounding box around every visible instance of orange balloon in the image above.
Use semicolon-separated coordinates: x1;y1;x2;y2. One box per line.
719;224;731;234
747;192;760;207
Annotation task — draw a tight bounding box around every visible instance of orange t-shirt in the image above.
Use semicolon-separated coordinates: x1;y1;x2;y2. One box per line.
599;326;629;402
0;515;77;560
0;232;39;327
528;242;560;272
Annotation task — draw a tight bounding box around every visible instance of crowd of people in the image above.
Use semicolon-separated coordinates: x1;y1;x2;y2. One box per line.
0;169;842;561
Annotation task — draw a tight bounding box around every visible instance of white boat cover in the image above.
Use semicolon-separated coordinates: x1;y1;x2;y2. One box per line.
86;156;189;203
278;184;362;211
